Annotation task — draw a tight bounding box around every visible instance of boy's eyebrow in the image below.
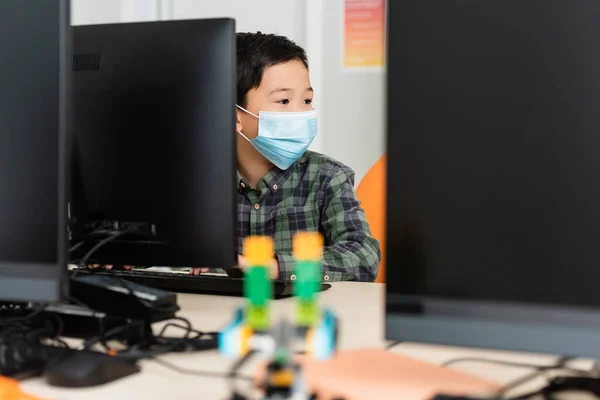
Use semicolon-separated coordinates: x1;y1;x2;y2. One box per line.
269;88;292;95
268;87;314;95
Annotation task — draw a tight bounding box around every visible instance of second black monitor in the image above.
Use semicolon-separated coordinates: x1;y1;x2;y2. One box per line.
69;18;237;269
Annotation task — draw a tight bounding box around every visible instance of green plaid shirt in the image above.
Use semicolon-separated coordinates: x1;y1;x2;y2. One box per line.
236;151;380;282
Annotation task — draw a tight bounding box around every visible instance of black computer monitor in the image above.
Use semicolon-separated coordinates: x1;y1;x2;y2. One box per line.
0;0;70;303
386;0;600;358
69;19;237;270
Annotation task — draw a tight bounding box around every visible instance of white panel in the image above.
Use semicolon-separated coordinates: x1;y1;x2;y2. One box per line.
71;0;123;25
170;0;305;45
306;0;324;154
319;0;385;184
120;0;159;22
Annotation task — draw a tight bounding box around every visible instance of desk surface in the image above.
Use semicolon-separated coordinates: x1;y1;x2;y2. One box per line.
22;283;595;400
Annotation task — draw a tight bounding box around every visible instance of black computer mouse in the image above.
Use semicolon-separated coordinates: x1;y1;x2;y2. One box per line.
45;351;140;388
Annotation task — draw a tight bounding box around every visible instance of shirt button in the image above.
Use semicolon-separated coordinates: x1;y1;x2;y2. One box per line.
240;182;246;189
323;275;330;281
290;274;297;281
273;184;278;191
254;203;260;210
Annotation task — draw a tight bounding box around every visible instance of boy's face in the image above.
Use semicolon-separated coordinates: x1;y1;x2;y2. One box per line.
236;59;313;140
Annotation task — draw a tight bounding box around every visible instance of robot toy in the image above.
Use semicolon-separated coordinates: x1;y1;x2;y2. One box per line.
219;233;338;400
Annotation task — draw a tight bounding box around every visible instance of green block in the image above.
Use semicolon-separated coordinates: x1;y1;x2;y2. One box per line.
296;300;319;327
244;266;271;306
247;305;269;331
293;260;320;301
274;348;289;364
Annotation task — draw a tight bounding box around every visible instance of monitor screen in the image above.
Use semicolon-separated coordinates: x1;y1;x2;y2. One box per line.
0;0;69;302
386;0;600;358
69;19;237;270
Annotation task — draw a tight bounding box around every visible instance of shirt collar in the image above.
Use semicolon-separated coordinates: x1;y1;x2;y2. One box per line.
236;163;296;193
261;165;294;193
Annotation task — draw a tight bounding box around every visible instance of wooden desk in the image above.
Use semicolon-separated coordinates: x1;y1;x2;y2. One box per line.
21;283;596;399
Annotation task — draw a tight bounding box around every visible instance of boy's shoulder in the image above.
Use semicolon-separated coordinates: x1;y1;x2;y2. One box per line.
296;151;356;185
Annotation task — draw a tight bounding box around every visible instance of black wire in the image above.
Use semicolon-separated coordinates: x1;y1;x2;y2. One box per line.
155;318;217;341
0;303;47;325
229;350;258;398
442;357;589;374
83;320;145;350
67;295;130;352
68;234;219;366
82;313;217;360
77;229;132;268
496;356;580;398
158;321;193;339
152;358;254;381
439;356;593;399
442;357;588;375
69;240;86;253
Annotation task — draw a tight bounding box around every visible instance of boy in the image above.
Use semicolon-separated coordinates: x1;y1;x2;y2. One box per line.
95;33;380;281
192;32;380;281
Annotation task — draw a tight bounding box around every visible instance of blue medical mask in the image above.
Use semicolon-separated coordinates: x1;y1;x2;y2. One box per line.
236;105;318;170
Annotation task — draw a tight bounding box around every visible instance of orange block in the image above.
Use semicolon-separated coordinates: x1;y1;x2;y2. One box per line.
356;155;387;283
0;376;44;400
243;236;274;266
293;232;324;261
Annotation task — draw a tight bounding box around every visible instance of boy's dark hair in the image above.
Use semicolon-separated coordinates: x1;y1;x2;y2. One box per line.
236;32;309;107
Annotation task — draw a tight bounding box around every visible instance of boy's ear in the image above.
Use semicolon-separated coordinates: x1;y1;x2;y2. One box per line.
236;109;244;133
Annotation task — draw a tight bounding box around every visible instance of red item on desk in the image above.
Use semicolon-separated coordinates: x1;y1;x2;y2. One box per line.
256;349;500;400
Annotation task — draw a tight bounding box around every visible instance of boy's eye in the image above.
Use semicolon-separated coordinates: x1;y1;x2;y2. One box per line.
304;99;313;105
276;99;290;105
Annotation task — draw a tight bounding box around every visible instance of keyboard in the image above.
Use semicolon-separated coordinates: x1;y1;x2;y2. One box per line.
70;269;331;298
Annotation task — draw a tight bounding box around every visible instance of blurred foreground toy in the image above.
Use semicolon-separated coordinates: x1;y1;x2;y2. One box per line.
219;233;338;399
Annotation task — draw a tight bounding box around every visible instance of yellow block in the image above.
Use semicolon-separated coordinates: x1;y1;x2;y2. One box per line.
293;232;324;260
243;236;274;266
269;369;294;387
305;327;314;356
239;324;253;356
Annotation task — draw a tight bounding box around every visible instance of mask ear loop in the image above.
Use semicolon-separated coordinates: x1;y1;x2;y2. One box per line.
238;131;252;142
235;104;259;119
235;105;259;142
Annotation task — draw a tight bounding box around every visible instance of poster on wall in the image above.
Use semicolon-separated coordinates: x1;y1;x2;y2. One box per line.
342;0;386;70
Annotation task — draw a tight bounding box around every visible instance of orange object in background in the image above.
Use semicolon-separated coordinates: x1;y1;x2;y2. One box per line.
356;154;387;283
0;376;43;400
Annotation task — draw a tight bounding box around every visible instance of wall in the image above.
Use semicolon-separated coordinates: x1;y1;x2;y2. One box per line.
69;0;386;185
316;0;386;184
167;0;385;183
168;0;305;46
71;0;122;25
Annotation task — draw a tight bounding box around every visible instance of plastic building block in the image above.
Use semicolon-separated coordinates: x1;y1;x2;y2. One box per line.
305;308;338;360
0;376;43;400
296;300;320;328
243;236;274;331
245;265;271;330
219;308;254;358
295;260;320;301
293;233;324;327
293;232;324;261
244;236;274;266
